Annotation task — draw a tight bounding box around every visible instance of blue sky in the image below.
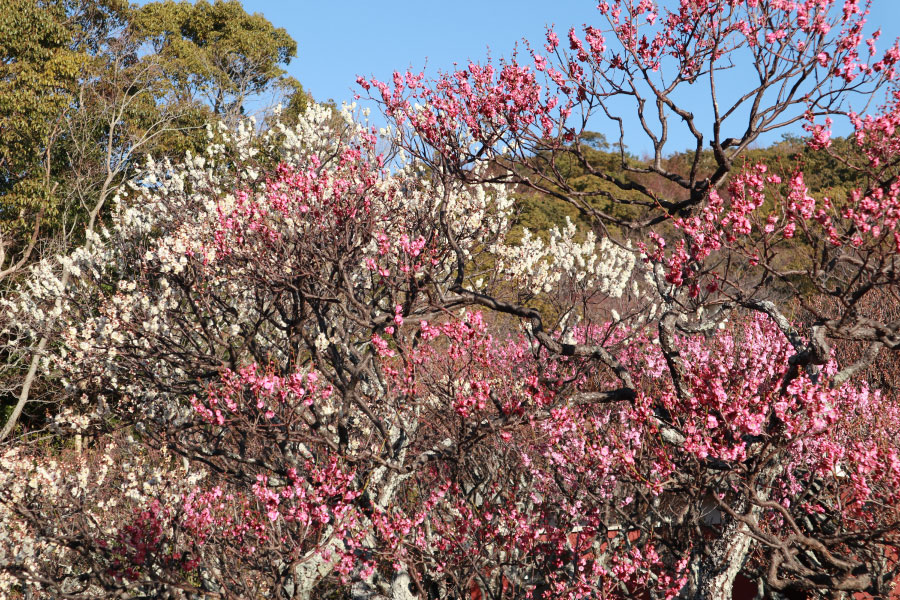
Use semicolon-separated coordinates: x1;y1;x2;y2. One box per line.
204;1;900;155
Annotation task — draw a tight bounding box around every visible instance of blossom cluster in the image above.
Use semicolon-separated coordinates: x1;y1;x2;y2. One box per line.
492;216;636;298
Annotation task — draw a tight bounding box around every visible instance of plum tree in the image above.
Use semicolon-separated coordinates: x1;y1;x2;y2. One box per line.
3;1;900;599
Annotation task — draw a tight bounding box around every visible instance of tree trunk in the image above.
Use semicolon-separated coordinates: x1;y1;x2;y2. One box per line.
687;506;759;600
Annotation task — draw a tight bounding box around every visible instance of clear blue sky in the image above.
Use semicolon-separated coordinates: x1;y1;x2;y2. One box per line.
202;1;900;155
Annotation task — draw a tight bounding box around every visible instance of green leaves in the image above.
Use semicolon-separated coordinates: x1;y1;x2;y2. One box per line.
132;0;297;119
0;0;300;284
0;0;82;273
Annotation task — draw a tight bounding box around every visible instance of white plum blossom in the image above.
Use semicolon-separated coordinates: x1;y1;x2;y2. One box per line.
491;216;636;298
